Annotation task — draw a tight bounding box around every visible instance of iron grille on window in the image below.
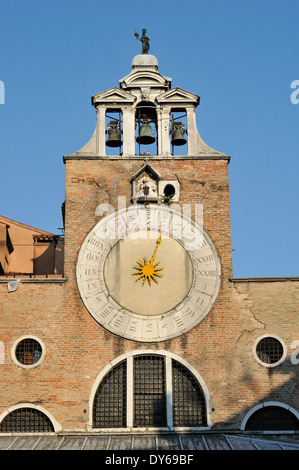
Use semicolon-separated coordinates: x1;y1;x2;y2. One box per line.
92;354;208;429
245;406;299;431
133;355;167;427
256;337;284;365
15;338;42;365
172;359;207;427
93;359;127;428
0;408;54;433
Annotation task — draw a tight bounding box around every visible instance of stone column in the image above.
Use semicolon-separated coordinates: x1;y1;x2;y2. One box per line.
157;108;171;156
96;107;106;156
122;107;135;156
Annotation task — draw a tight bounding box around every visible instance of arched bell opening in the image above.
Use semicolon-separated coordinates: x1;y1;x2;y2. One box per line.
135;101;157;156
105;109;123;155
170;109;188;156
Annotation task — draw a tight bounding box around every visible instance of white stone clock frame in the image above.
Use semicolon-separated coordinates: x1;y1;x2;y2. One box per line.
76;205;221;342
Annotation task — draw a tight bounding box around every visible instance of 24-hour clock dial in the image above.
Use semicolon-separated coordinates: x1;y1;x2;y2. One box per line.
103;229;193;316
76;205;221;342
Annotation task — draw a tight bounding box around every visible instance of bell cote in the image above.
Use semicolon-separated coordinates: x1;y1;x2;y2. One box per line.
70;54;227;159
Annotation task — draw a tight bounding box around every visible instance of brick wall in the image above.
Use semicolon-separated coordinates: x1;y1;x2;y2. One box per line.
0;156;298;431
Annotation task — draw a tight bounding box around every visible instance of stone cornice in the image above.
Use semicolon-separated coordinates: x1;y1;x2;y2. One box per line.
63;154;231;163
230;277;299;282
0;277;67;283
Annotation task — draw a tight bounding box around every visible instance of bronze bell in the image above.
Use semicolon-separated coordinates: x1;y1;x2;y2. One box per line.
171;123;187;146
106;122;123;148
136;123;155;145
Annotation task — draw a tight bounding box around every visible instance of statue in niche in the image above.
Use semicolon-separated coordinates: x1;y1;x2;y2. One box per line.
134;29;150;54
136;175;157;199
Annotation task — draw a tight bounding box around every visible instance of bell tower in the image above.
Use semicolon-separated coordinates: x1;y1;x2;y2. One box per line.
71;53;226;159
64;39;233;343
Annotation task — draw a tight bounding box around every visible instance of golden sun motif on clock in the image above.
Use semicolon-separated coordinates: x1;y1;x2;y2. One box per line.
76;206;221;341
132;235;164;286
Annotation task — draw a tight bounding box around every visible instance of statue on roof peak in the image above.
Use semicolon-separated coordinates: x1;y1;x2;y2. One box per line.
134;29;150;54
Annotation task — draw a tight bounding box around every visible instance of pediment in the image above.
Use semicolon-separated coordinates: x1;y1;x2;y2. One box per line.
131;164;161;182
156;87;200;106
91;87;136;106
120;71;171;90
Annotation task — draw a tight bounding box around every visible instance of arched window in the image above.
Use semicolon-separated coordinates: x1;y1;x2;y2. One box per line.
0;407;55;433
242;403;299;431
92;352;209;430
172;359;206;427
93;359;127;428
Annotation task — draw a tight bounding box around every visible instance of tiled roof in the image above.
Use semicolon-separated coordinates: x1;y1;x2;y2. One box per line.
1;433;299;450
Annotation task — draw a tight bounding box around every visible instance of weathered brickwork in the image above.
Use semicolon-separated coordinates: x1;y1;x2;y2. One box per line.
0;152;298;432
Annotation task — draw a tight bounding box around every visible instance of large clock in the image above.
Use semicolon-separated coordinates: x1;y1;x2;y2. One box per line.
76;205;221;342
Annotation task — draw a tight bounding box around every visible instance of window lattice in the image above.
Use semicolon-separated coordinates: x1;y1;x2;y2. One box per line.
93;360;127;428
172;359;207;427
256;337;284;365
0;408;54;433
15;338;42;365
133;355;167;427
245;406;299;431
92;354;207;429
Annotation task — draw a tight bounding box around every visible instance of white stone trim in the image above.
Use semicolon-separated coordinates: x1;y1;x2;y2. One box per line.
11;335;46;369
240;401;299;431
88;350;211;432
0;403;62;434
165;355;173;427
253;334;287;368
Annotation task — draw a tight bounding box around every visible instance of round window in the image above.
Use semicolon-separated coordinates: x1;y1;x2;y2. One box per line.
254;336;285;367
14;337;43;367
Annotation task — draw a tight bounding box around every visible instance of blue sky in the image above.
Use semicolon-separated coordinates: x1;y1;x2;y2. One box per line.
0;0;298;278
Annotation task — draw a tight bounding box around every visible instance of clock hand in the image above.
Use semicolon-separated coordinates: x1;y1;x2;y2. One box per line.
132;234;164;286
150;235;162;264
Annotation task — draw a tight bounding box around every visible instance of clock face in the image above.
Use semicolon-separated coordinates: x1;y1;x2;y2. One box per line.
104;230;193;316
76;205;221;342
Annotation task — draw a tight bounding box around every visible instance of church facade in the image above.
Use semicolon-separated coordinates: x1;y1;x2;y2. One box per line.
0;52;298;436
